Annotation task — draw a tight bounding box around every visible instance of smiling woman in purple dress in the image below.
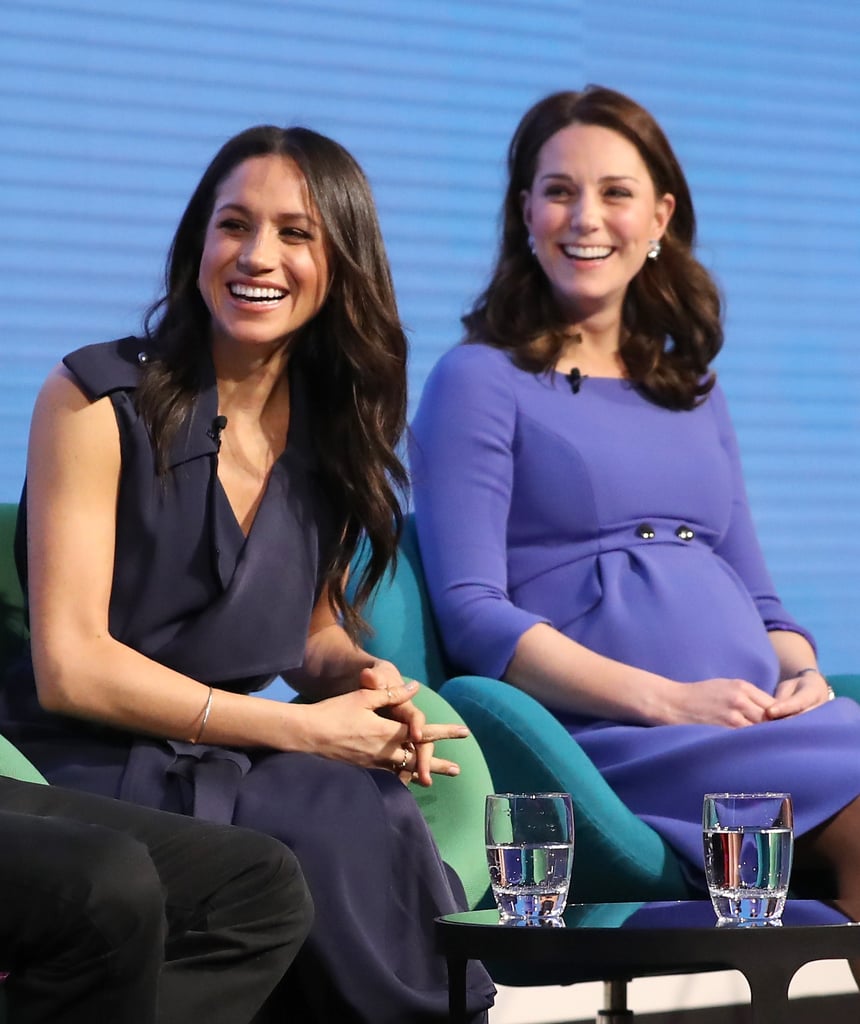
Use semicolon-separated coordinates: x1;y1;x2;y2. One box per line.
1;125;493;1023
410;86;860;907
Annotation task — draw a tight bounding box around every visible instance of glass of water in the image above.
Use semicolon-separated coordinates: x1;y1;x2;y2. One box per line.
702;792;794;925
485;792;574;920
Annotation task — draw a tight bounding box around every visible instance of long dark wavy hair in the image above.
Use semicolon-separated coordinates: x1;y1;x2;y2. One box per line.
463;86;723;409
140;125;408;639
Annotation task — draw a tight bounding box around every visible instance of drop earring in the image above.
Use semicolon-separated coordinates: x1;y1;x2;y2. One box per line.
527;234;536;256
646;239;661;260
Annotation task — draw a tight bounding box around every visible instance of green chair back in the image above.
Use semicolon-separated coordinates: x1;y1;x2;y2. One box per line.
0;503;27;666
406;687;493;910
0;503;46;787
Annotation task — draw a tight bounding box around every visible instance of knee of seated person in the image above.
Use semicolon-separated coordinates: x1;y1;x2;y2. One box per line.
225;827;314;934
73;828;166;957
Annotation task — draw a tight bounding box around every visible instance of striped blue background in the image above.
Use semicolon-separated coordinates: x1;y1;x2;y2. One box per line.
1;0;858;670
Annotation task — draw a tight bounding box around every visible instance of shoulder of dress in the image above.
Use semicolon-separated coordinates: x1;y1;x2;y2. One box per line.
426;341;517;387
62;336;148;401
441;340;511;366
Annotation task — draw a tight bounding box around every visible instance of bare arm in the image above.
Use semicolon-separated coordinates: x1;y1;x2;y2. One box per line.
288;594;386;699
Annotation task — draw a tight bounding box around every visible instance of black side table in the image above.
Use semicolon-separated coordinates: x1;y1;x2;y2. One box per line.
436;900;860;1024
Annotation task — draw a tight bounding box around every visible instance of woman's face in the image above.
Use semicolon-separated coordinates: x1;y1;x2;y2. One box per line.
521;122;674;323
198;154;330;351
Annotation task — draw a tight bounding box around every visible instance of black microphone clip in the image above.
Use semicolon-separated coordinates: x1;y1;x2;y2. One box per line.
207;414;228;449
567;368;586;395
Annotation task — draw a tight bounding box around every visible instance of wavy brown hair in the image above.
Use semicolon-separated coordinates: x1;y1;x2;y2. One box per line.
140;125;408;638
463;86;723;409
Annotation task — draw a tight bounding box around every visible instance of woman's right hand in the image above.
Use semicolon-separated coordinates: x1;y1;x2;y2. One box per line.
296;681;470;782
666;677;776;727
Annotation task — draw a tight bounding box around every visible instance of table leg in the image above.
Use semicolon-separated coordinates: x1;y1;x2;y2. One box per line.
742;964;794;1024
596;979;634;1021
447;956;468;1023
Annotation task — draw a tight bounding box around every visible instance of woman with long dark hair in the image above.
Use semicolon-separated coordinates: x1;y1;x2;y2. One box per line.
3;124;494;1022
411;86;860;906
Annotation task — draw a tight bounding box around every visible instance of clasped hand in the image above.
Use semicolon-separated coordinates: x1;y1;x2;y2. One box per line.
308;662;470;785
674;670;831;727
767;669;832;720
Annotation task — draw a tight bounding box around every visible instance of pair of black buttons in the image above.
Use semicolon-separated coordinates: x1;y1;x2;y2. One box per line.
635;523;695;541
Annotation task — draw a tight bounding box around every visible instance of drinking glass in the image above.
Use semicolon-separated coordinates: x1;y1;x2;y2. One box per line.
702;792;794;925
485;792;574;920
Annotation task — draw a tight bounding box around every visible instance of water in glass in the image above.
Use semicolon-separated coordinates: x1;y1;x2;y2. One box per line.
702;793;793;925
486;841;573;918
485;793;574;920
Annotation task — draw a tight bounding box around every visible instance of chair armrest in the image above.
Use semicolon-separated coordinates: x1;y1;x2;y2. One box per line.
440;676;695;903
407;686;492;910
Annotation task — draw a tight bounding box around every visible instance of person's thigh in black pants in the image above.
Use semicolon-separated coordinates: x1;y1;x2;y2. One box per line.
0;777;313;1024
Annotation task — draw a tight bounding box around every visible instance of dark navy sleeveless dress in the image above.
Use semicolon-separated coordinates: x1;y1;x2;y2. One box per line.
1;337;494;1023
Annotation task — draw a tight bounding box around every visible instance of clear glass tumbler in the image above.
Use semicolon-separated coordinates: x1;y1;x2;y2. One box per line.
485;792;574;920
702;792;794;925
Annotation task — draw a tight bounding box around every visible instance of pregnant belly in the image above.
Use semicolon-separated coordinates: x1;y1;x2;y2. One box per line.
516;544;779;691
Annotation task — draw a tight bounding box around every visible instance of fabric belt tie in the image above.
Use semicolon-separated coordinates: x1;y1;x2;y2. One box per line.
120;737;252;824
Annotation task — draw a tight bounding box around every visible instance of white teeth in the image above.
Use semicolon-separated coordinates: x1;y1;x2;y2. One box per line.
562;245;612;259
229;283;287;301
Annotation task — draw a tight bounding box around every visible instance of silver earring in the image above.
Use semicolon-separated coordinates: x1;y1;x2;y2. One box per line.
527;233;536;256
647;239;661;260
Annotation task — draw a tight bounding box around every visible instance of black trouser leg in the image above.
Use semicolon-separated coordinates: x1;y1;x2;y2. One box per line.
153;812;313;1024
0;777;313;1024
0;809;166;1024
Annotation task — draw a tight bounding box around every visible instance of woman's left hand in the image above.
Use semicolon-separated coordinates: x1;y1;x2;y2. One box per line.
766;670;832;719
359;659;425;737
359;661;465;786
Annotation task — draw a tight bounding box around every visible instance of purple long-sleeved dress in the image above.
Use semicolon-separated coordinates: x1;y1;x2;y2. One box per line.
410;342;860;876
0;336;494;1024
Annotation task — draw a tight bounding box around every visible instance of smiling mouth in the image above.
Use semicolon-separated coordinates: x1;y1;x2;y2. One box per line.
561;245;613;261
228;283;288;304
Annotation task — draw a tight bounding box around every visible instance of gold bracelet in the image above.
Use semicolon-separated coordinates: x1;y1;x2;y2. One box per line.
191;687;214;744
